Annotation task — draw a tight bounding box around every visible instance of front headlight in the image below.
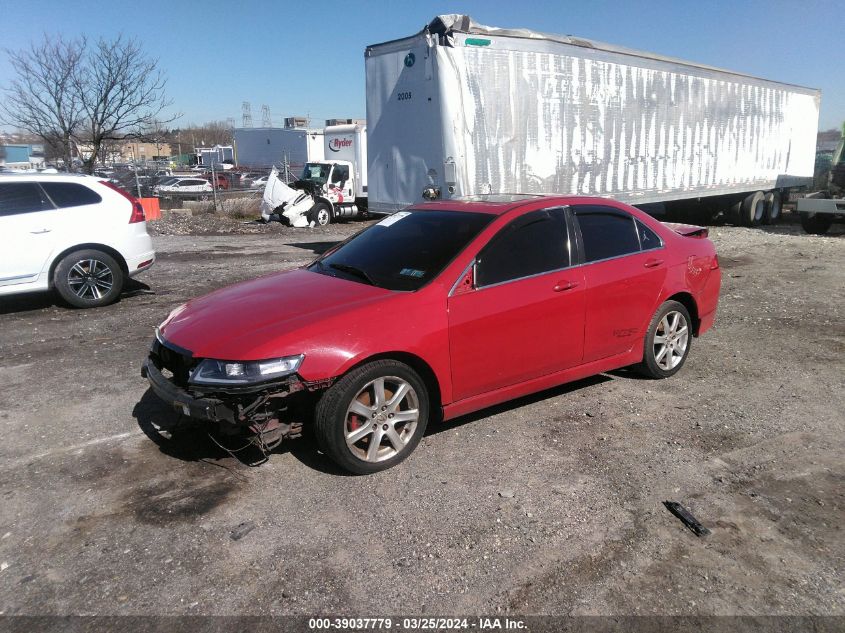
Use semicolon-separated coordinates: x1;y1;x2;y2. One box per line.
189;354;304;386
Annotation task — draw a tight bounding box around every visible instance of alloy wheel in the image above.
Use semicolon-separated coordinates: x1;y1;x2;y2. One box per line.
67;259;114;301
653;311;689;371
345;376;420;462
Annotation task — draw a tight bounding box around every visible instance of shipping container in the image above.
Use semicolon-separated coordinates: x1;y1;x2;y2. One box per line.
365;15;821;224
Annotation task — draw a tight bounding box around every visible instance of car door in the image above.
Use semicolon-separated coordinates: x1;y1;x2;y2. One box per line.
40;181;107;245
447;207;586;401
0;182;59;287
573;205;667;363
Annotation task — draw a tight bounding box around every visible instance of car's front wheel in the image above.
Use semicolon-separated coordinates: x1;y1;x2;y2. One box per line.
54;249;124;308
314;360;429;474
637;300;692;378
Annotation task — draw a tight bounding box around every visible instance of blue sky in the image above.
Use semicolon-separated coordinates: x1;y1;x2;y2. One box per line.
0;0;842;131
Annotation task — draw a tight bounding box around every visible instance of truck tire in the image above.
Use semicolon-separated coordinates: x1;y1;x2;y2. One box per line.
310;202;331;227
53;249;125;308
740;191;765;227
763;192;781;224
800;213;833;235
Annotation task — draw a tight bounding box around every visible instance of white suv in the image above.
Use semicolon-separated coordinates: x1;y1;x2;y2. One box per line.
0;174;155;308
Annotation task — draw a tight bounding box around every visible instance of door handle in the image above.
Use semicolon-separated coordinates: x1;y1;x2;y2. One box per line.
30;229;51;234
644;258;664;268
553;280;578;292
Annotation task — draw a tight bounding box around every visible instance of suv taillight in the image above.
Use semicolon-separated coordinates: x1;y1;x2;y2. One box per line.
129;200;146;223
101;180;146;223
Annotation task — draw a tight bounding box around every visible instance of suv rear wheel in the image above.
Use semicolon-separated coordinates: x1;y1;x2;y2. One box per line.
54;249;124;308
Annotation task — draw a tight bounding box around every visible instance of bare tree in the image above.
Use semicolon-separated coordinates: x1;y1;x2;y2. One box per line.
1;35;85;170
2;34;177;173
77;36;176;173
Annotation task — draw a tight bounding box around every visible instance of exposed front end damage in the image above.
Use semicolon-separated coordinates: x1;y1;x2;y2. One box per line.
259;167;314;227
141;336;334;458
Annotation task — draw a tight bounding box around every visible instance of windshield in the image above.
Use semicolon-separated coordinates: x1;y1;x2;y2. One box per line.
301;162;331;184
309;210;494;291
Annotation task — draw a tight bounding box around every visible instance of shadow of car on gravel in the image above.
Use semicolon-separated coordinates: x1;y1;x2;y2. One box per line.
0;278;154;315
284;241;343;255
131;388;351;475
133;375;616;475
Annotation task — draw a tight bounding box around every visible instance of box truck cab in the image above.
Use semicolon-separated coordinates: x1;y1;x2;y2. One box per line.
297;124;368;225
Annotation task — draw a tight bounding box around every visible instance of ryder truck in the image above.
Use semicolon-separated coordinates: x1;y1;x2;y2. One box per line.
261;123;368;227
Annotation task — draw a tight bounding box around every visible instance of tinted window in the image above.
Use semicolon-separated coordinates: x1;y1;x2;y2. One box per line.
476;208;569;287
331;165;349;185
0;182;54;216
311;210;493;291
575;207;640;262
637;220;662;250
41;182;102;208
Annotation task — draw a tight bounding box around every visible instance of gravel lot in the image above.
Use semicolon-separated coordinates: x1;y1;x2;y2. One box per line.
0;213;842;617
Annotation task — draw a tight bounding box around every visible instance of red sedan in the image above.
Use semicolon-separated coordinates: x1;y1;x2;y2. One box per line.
143;195;721;473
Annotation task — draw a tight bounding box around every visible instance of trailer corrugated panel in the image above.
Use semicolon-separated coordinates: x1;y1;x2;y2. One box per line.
365;15;820;213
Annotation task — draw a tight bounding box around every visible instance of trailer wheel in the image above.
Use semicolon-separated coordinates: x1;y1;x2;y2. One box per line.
800;213;833;235
740;191;765;227
763;192;781;224
310;202;331;227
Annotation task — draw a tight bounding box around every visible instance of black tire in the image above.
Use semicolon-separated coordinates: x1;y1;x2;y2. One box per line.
740;191;765;227
53;249;124;308
800;212;833;235
310;202;331;227
636;300;693;379
763;191;781;224
314;360;429;474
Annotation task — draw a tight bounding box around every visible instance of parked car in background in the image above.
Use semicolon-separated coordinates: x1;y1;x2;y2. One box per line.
153;177;213;196
250;176;269;189
204;173;230;190
143;195;721;473
0;174;155;308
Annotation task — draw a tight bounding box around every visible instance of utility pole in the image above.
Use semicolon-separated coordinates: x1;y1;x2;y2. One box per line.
210;159;219;211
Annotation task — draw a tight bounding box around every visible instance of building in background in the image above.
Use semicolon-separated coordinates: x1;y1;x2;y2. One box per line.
195;145;234;167
0;143;46;170
120;141;172;163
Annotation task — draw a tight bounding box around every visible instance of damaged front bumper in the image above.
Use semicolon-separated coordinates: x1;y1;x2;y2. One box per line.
142;359;239;423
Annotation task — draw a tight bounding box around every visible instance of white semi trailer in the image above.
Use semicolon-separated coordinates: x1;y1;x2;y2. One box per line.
365;15;820;225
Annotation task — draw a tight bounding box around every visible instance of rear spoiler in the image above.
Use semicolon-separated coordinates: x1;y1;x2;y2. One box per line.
662;222;709;238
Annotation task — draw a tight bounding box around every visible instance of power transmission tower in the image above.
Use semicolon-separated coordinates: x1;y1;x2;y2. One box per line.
242;102;253;128
261;104;272;127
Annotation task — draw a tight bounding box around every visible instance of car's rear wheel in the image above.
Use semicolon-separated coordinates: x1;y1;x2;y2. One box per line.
54;249;124;308
636;300;692;378
314;360;429;474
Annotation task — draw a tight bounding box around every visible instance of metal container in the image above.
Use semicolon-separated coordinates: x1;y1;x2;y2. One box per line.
365;15;820;214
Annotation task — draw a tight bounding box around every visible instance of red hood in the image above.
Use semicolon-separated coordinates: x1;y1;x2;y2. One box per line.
158;268;393;360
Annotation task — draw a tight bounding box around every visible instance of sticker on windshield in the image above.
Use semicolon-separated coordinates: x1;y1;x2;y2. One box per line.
377;211;411;227
400;268;425;278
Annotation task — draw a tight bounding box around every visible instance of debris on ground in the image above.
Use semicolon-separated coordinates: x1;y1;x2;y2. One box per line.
663;501;711;537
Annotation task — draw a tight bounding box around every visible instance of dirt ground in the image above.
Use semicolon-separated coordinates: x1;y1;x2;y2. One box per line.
0;212;842;617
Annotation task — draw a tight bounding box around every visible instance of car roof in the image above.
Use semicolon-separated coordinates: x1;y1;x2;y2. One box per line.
412;194;625;216
0;173;101;182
